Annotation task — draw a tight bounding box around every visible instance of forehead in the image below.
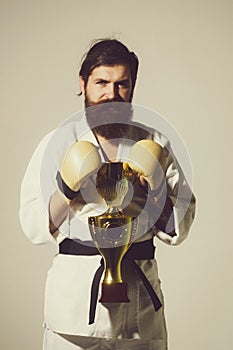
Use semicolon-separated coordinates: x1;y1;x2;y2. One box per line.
89;64;131;81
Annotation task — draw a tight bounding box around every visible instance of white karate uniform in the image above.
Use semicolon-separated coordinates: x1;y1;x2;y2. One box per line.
19;114;195;349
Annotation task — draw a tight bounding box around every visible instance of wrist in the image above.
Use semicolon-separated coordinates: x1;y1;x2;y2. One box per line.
148;177;166;198
57;189;72;205
56;171;79;201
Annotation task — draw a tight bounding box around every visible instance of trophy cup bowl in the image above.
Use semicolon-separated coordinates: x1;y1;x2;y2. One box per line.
88;162;137;303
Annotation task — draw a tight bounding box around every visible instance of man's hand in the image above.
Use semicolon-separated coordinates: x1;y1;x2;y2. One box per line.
61;141;101;191
49;141;101;234
127;139;167;191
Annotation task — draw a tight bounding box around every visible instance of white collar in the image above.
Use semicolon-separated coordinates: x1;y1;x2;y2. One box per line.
75;114;134;162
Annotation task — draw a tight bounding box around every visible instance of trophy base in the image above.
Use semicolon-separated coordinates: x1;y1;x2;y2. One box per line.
99;282;130;303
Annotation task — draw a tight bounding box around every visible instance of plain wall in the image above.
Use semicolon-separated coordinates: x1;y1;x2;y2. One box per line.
1;0;232;349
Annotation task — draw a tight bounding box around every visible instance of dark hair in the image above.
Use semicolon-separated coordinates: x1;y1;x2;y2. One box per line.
79;39;139;99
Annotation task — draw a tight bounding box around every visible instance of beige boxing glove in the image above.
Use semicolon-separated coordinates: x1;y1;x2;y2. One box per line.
57;141;101;200
127;139;166;191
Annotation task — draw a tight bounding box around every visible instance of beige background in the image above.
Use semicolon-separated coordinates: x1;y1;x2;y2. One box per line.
1;0;233;349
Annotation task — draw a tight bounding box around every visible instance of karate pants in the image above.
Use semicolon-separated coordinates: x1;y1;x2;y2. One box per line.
43;257;168;349
43;327;167;350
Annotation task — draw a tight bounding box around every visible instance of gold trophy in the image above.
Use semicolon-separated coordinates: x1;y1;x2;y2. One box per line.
88;162;138;303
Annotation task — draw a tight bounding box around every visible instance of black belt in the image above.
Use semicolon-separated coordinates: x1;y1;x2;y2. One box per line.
59;238;162;324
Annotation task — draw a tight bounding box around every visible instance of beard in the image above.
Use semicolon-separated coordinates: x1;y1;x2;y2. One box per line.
85;95;133;140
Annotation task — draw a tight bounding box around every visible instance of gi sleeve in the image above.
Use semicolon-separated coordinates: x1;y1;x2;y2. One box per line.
19;133;65;245
153;137;196;246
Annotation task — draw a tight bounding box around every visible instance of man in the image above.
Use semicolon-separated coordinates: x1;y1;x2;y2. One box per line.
20;39;195;350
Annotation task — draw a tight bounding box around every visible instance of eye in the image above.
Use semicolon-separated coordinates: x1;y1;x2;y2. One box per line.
96;80;107;86
117;81;129;89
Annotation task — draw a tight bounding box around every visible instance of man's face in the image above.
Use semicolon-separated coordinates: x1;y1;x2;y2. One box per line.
80;64;133;104
80;65;133;140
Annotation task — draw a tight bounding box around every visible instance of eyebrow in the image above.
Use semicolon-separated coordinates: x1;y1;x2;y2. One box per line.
117;79;131;84
94;78;108;83
93;78;131;84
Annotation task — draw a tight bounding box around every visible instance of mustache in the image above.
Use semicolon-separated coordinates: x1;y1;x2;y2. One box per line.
85;99;132;122
85;96;126;107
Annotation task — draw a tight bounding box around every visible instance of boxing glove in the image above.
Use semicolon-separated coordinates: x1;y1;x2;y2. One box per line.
57;141;101;200
127;139;167;191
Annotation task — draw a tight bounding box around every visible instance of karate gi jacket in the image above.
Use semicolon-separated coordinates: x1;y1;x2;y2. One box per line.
19;114;195;342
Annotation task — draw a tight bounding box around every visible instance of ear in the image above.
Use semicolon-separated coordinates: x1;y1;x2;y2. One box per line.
79;76;85;95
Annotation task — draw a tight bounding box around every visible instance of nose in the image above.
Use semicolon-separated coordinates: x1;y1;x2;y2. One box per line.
105;83;118;100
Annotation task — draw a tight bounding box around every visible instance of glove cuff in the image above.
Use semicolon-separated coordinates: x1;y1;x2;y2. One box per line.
148;177;166;198
56;171;79;200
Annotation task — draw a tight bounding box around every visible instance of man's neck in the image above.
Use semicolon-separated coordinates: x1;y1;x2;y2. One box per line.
94;133;120;162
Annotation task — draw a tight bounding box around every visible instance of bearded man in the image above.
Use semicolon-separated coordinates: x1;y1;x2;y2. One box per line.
20;39;195;350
